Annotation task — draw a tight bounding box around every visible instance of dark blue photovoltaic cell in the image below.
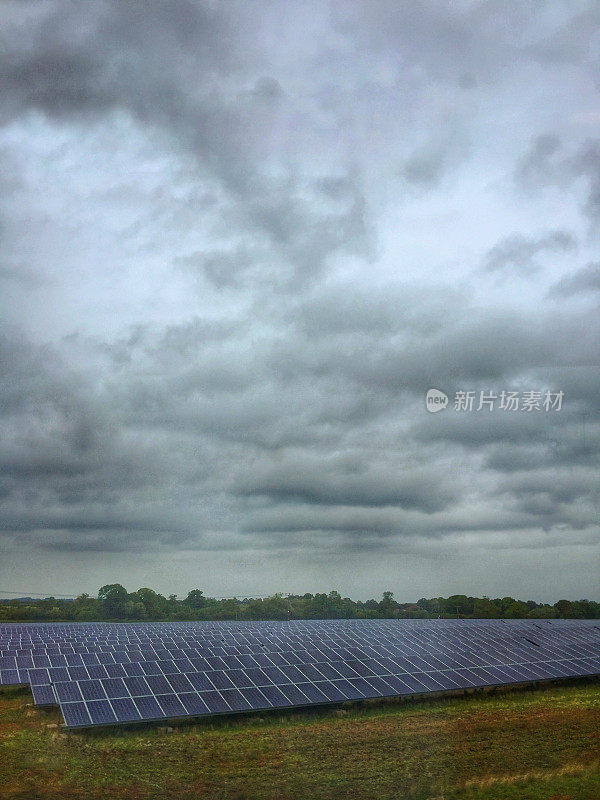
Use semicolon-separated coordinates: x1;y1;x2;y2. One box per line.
186;672;215;692
243;667;270;686
111;697;141;722
382;675;416;694
316;681;348;702
140;661;162;675
123;662;145;676
167;674;194;693
68;666;89;681
105;663;126;678
79;680;106;701
261;666;287;683
62;702;91;727
226;669;252;688
335;680;363;700
279;683;310;704
312;662;341;680
365;676;395;696
207;671;235;690
87;664;108;680
297;682;330;702
412;673;442;691
329;662;359;679
258;685;292;706
199;690;230;713
28;668;49;685
102;678;128;698
123;676;150;696
433;672;460;690
88;700;117;724
156;694;186;717
178;692;209;715
31;683;56;706
54;682;83;703
220;688;252;711
353;678;379;697
145;674;172;694
134;695;164;720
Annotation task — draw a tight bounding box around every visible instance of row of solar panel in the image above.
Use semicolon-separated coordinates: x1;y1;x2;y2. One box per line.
7;641;598;689
2;618;591;628
26;654;594;696
2;636;599;686
3;622;598;651
6;624;598;642
2;642;596;671
4;628;599;654
2;618;596;640
0;625;600;649
54;656;600;728
3;634;599;665
4;637;590;668
50;655;600;700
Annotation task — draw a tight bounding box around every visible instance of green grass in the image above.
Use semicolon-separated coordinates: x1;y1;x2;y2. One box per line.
1;682;600;799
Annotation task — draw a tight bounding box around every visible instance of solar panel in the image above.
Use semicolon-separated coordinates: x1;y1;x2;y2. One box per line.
31;683;56;706
1;619;599;728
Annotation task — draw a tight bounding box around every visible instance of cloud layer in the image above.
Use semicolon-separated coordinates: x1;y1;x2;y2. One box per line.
0;0;598;600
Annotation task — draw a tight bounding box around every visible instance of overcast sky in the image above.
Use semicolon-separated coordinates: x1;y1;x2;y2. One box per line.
1;0;598;602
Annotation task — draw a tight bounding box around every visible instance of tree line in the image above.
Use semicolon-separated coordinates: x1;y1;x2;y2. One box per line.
0;585;599;622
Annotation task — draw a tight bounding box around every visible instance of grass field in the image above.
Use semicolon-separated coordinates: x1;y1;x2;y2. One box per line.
1;681;600;800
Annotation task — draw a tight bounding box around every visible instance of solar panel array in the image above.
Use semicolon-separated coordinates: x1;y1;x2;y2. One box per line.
1;619;599;729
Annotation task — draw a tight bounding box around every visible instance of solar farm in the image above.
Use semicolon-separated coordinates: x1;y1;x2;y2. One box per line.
1;618;599;730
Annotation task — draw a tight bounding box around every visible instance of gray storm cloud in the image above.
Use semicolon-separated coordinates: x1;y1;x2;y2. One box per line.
0;0;598;600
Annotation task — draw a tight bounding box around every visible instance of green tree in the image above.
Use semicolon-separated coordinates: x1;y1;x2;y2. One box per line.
185;590;207;609
98;584;129;618
505;600;529;618
132;588;168;619
378;591;399;617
